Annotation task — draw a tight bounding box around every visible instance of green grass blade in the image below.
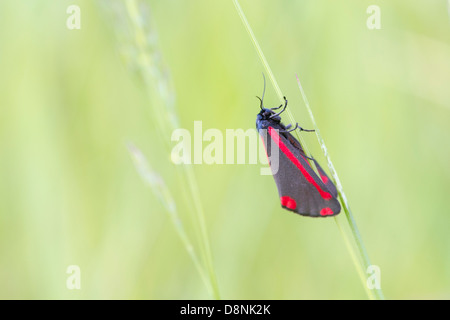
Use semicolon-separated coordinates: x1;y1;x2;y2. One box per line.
101;0;220;299
232;0;311;157
296;75;385;300
233;0;385;299
127;143;213;296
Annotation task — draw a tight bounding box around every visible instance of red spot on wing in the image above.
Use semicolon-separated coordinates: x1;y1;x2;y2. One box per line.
321;175;329;184
320;207;334;216
280;196;297;210
268;127;332;201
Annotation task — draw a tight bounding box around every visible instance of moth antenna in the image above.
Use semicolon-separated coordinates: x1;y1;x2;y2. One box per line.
259;73;266;110
256;96;263;106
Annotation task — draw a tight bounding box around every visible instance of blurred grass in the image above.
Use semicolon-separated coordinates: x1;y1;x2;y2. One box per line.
0;0;449;299
107;0;220;298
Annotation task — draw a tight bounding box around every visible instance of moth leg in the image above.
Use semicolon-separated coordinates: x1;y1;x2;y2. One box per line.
298;125;315;132
285;123;298;132
271;103;284;111
282;123;315;133
270;97;288;118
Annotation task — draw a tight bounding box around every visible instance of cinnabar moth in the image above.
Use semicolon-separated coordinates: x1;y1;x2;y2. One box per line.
256;84;341;217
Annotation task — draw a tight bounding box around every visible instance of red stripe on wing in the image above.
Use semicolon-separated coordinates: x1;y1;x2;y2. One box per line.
268;127;332;201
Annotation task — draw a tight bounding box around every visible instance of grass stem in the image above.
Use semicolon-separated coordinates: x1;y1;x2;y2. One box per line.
127;143;213;296
232;0;312;156
296;75;384;300
233;0;385;299
103;0;220;299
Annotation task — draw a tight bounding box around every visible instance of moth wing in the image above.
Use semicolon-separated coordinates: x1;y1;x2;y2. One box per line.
261;127;341;217
310;158;338;199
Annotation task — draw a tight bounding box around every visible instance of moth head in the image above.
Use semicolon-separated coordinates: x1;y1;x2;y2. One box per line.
258;108;281;122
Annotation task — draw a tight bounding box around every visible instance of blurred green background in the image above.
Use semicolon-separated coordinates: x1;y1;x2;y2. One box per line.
0;0;449;299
